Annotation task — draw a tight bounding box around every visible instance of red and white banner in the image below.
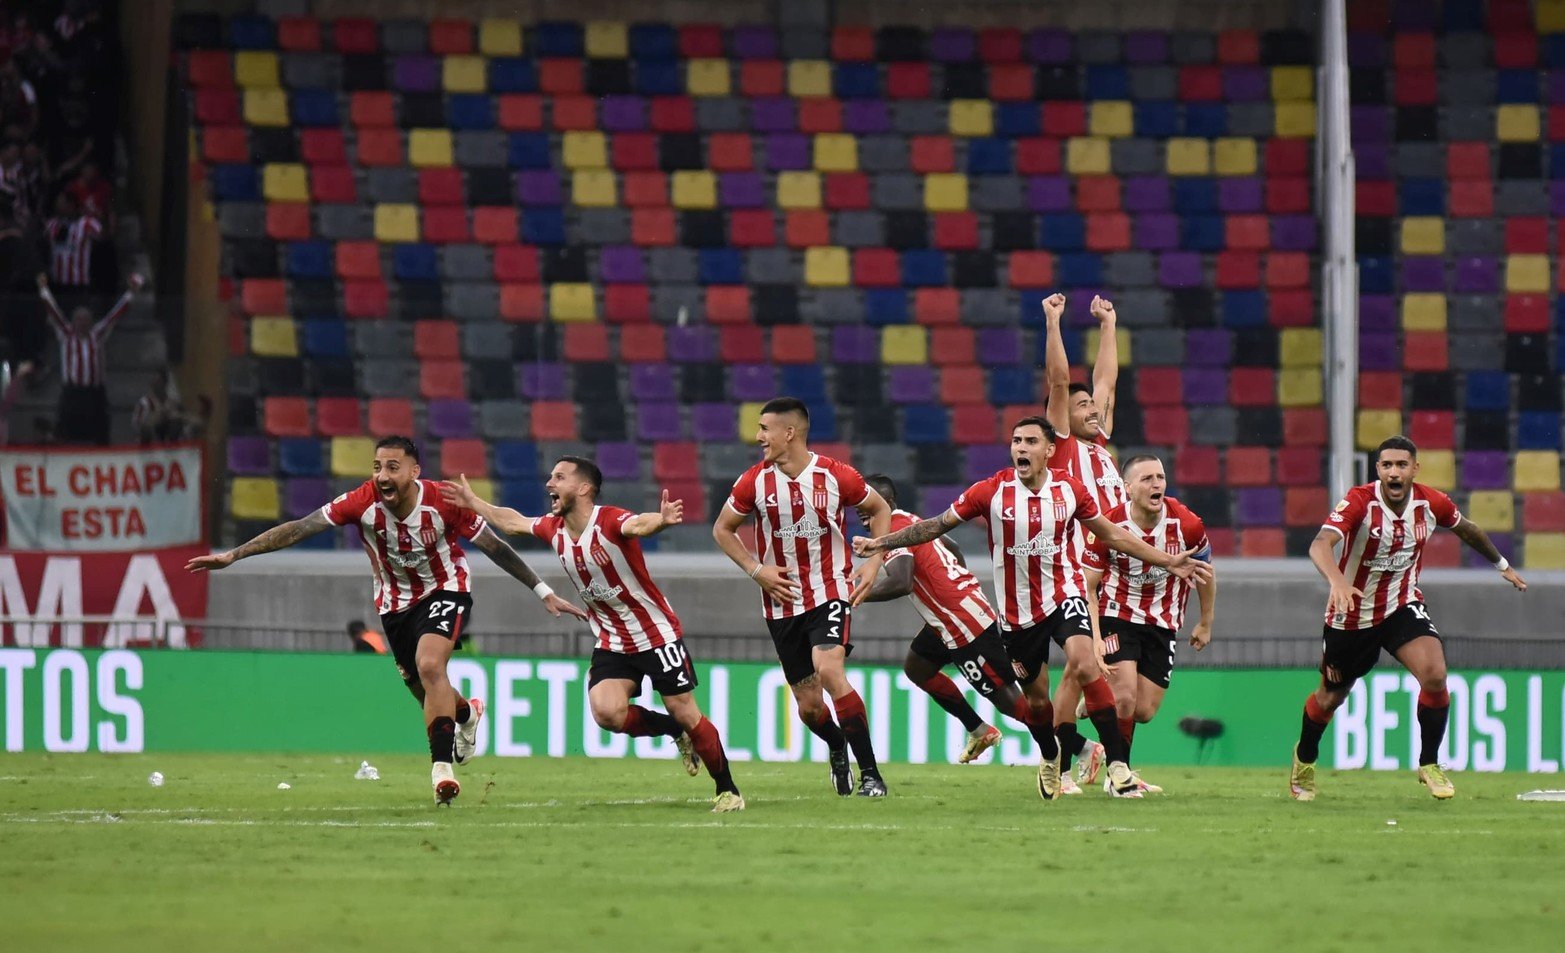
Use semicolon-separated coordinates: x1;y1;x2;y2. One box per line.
0;546;210;647
1;444;204;552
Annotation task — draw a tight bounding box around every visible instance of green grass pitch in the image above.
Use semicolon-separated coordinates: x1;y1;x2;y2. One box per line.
3;753;1563;952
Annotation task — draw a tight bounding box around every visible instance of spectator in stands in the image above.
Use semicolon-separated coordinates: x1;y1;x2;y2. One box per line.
64;159;107;222
0;55;37;138
131;368;185;445
43;189;100;291
0;202;45;361
37;269;141;444
0;138;25;220
0;358;32;445
347;620;388;655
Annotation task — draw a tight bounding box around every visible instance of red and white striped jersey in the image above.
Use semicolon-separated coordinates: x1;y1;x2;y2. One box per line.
1051;431;1127;515
884;509;997;649
40;286;131;387
948;468;1100;629
532;505;682;653
1083;497;1209;633
322;479;486;615
1321;482;1461;630
46;214;102;286
725;452;870;620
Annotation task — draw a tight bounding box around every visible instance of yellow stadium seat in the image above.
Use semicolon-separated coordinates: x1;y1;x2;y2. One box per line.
234;51;279;87
1525;533;1565;569
1271;66;1313;102
787;60;832;97
804;246;850;287
686;59;731;97
670;170;717;209
332;437;377;477
1400;217;1445;255
924;173;968;211
1466;490;1515;532
230;477;281;521
561;131;607;169
1166;138;1212;175
776;171;822;209
1277;368;1323;406
1401;293;1447;331
813;134;858;172
949;100;994;137
243;90;289;127
1213;138;1258;176
478;19;523;56
1515;451;1563;492
549;283;597;322
250;316;298;357
408;129;454;167
1280;328;1323;367
1418;450;1456;491
1541;0;1565;34
1497;104;1541;142
374;204;420;243
443;55;487;93
585;21;628;58
881;326;928;365
261;163;308;202
1274;102;1315;138
465;478;497;507
1065;137;1111;175
1506;254;1551;292
738;402;765;441
1084;328;1132;366
1089;101;1133;138
1356;410;1403;450
572;170;618;208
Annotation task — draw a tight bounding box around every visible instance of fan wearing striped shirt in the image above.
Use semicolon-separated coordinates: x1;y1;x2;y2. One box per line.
1289;436;1527;804
37;269;140;444
443;457;745;814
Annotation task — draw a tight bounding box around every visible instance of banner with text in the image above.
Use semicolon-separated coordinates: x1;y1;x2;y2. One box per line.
2;649;1562;772
1;444;203;551
0;548;209;648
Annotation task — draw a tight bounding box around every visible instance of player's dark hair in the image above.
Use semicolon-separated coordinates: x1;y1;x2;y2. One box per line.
556;455;603;497
374;435;419;462
864;473;898;508
1011;415;1056;442
760;396;810;423
1374;435;1418;462
1068;382;1092;397
1121;453;1162;478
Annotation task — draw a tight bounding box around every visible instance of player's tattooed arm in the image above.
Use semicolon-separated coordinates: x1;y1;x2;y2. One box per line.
471;527;590;620
853;509;959;556
1450;517;1528;592
1084;514;1214;585
860;554;914;603
186;511;331;571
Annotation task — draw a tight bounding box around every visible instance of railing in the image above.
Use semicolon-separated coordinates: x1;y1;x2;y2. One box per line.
0;616;180;648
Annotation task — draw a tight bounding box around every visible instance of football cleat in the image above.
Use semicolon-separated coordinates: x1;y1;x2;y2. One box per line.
1106;761;1143;799
856;771;888;798
829;746;854;796
454;698;485;766
1289;746;1316;802
959;724;1002;764
1417;764;1455;800
711;791;746;813
675;731;701;777
1132;773;1163;795
432;762;460;806
1075;740;1106;786
1036;753;1062;801
1059;775;1083;796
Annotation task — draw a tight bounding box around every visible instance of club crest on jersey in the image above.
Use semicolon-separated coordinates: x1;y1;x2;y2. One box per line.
1005;534;1061;558
419;525;440;547
1102;634;1120;654
1053;500;1068;522
813;489;828;509
590;543;613;567
775;512;827;541
582;581;624;603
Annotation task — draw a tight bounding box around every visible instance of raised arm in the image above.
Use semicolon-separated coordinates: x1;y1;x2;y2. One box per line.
1041;292;1071;436
1089;294;1119;438
1448;516;1527;591
713;504;800;604
36;273;67;335
185;510;332;572
469;526;588;620
92;275;142;339
1081;513;1213;585
854;509;960;555
440;474;535;536
621;489;683;538
860;553;914;604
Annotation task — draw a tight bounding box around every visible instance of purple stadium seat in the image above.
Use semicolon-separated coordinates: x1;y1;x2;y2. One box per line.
1464;533;1514;568
1135;213;1180;250
919;484;965;517
1359;295;1396;331
667;326;718;363
1234;487;1283;526
720;172;766;208
1460;451;1510;490
228;436;271;475
732;25;778;59
1270;217;1317;251
599;246;647;284
427;399;475;439
520;363;569;400
764;133;810;170
284;477;331;519
1027;29;1072;64
629;363;677;402
832;326;880;364
730;364;777;401
1223;66;1268;102
690;402;736;441
393;55;440;92
600;97;648;132
1185;329;1233;366
750;98;796;133
1400;257;1445;293
1549;183;1565;216
1124;177;1171;212
1350;106;1389;144
1453;257;1499;295
888;366;936;403
1359;332;1399;371
636;403;684;441
1027;177;1073;213
931;28;975;62
517;170;563;206
977;328;1022;366
1547;72;1565;103
596;442;641;481
1354;143;1390;180
1347;34;1384;69
1159;252;1203;288
964;445;1011;481
1183;368;1228;404
843;100;891;134
1218;178;1263;213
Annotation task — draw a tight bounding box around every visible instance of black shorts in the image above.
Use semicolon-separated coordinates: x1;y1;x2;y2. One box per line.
1101;617;1178;690
766;600;853;685
588;641;700;697
1320;602;1441;691
379;591;473;687
909;623;1017;698
1000;597;1093;685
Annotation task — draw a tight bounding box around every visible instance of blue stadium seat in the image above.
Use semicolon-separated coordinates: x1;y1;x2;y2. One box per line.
864;289;910;325
634;59;681;96
508;133;552;169
448;94;494;130
1399;179;1444;216
392;243;439;281
211;165;260;202
904;405;952;444
1172;178;1218;214
489;58;539;93
629;24;677;59
1056;252;1103;288
291;90;339;126
1517;411;1562;450
901;249;948;287
1357;256;1393;294
286;241;333;279
803;399;838;440
779;365;827;401
302;318;349;359
987;366;1034;405
278;439;325;476
1084;65;1129;100
1221;290;1268;327
834;63;880;99
493;441;540;479
1039;213;1086;251
533;21;585;58
1134;102;1179;137
522;208;567;245
501;479;549;516
1465;372;1511;412
966;138;1011;175
1181;215;1225;252
994;103;1040;138
1496;70;1539;104
227;14;275;50
699;249;744;285
1183;103;1228;137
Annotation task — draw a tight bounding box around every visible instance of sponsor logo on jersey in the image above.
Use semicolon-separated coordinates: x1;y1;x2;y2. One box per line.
1005;534;1061;558
1125;566;1170;585
582;581;625;603
386;549;429;570
775;513;827;541
1367;552;1416;573
1097;473;1124;489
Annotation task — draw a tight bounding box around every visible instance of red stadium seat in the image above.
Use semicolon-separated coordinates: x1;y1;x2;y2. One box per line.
1040;102;1087;137
1136;368;1184;406
910;136;956;174
349;92;395;127
563;325;610;363
1506;218;1549;254
813;442;853;464
1266;252;1310;289
989;63;1034;101
631;208;676;246
831;26;875;62
1421;532;1461;568
439;439;489;477
497;95;544;131
552;95;598;131
332;18;378;53
1265;177;1311;214
853;249;900;287
885;62;932;99
418;168;465;206
1015;138;1062;175
194;89;240;125
1076;176;1121;213
1276;446;1323;486
1224;216;1270;251
770;326;817;364
276;17;321;52
1269;290;1315;328
1085;213;1131;252
1504;294;1550;333
784;210;831;248
602;285;650;323
1141;407;1190;446
1217;29;1260;63
1206;527;1237;558
368;398;414;435
1392;33;1435;69
1446;142;1490;180
951;405;1000;445
708;133;755;171
265;203;312;241
1407;410;1455;449
978;28;1023;63
738;61;785;98
492;245;539;282
355;129;403;167
678;24;723;58
729;208;777;246
473;207;519;245
334;241;381;279
798;99;842;134
720;325;765;363
538;59;584;95
263;397;312;437
1238;528;1285;558
301;129;347;166
1492;33;1537;69
343;280;389;319
1402;332;1448;371
622;172;668;207
1228;368;1276;407
201;126;248;164
1284;487;1329;527
913;288;960;326
824;172;870;210
706;286;752;324
620;325;666;362
1007;251;1055;289
1393;69;1437;106
1216;251;1261;288
653;443;700;482
1355;181;1396;216
933;212;979;250
421;208;470;244
429;20;473;55
939;367;985;407
649;96;696;132
1174;446;1220;486
315;397;363;436
419;361;466;400
1448;181;1493;217
1264;140;1310;176
310;165;356;203
929;327;975;366
1178;66;1223;101
1224;446;1272;486
241;279;287;315
1523;492;1565;532
414;321;460;359
530;401;579;441
186;51;234;88
1358;371;1402;408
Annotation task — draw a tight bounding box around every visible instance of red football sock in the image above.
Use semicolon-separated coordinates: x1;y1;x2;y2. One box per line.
689;717;739;795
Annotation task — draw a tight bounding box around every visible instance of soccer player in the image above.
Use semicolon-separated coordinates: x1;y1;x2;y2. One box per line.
854;417;1212;799
1289;436;1527;802
1081;454;1215;792
1043;291;1128;792
712;397;895;797
855;475;1069;782
441;458;746;813
187;436;586;805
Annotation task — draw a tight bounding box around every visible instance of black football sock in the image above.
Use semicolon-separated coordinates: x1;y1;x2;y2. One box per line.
802;707;846;750
428;716;456;763
455;698;472;725
917;673;985;733
1014;695;1060;760
622;705;683;738
833;691;879;774
1417;687;1450;767
1297;694;1332;764
1055;721;1086;772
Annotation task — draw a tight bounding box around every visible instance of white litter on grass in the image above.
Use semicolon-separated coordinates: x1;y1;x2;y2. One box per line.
276;782;291;790
1386;819;1398;826
354;761;380;781
147;772;164;787
1517;790;1565;802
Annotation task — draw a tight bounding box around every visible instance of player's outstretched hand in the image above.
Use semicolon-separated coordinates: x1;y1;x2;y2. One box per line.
1327;580;1363;618
1090;294;1115;324
1165;549;1213;585
851;535;881;557
754;565;800;604
1501;566;1527;592
848;560;879;607
658;489;684;527
1190;621;1212;651
543;593;589;620
439;474;479;509
1041;292;1066;322
185;551;235;573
